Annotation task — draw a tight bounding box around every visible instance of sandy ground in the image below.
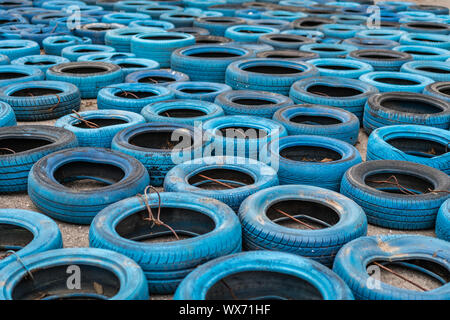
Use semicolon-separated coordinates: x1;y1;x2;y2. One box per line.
1;0;448;299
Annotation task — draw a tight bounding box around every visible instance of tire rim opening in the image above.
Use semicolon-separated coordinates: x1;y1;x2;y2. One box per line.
280;145;342;162
367;259;450;291
317;64;358;71
416;67;450;74
373;77;420;86
186;51;241;58
408;23;447;30
24;61;55;66
178;88;216;94
269;37;304;43
358;53;400;59
188;168;254;190
11;264;120;300
141;35;186;41
262;53;303;58
73;49;102;53
115;206;215;243
170;14;194;18
289;114;342;125
157;108;207;118
266;199;340;229
311;47;344;52
0;137;53;154
0;223;34;258
114;90;157;99
411;37;443;43
72;117;128;128
10;88;63;97
53;40;68;43
380;98;444;114
242;65;303;74
53;161;125;190
137;76;175;84
231;97;275;105
386;137;448;158
129;130;193;149
60;66;109;74
0;72;29;80
364;172;435;195
437;86;450;96
237;29;266;34
219;126;267;140
404;50;436;56
205;271;324;300
307;84;363;97
117;63;146;68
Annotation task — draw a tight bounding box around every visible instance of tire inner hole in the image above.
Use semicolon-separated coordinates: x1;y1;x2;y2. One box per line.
237;29;265;34
188;168;254;190
179;88;216;94
269;37;304;43
206;271;324;300
409;23;446;30
60;66;109;74
0;224;34;258
364;172;435;194
157;108;207;117
73;48;101;53
307;84;363;97
114;90;157;98
24;60;55;66
405;50;436;56
280;145;342;162
129;130;193;149
218;126;267;140
358;53;399;59
437;87;450;96
242;65;302;74
0;137;52;154
289;115;342;125
317;64;358;71
53;161;125;189
380;98;443;114
266;200;339;230
0;72;29;80
386;137;447;158
263;53;302;58
12;264;120;300
311;47;344;52
10;88;62;97
117;63;145;68
137;76;175;84
367;259;449;291
73;117;128;128
115;207;215;242
372;77;420;86
231;98;274;105
416;67;450;74
187;51;241;58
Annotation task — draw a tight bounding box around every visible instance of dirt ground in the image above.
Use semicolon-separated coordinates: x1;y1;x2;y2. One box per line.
1;0;448;299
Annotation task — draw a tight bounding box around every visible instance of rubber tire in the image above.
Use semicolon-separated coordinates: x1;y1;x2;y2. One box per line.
400;33;450;50
400;22;450;35
0;101;16;127
258;33;315;50
28;147;150;224
0;248;149;300
224;25;280;43
55;110;146;148
214;89;294;118
164;156;279;211
113;58;160;77
0;65;44;88
193;16;246;36
0;39;40;60
170;44;253;83
340;160;450;229
73;23;126;45
308;58;374;79
11;55;70;75
46;62;123;99
0;125;77;192
289;76;379;121
225;58;319;96
359;71;435;93
111;122;204;186
348;49;413;71
61;44;116;62
299;43;358;58
356;29;406;41
401;60;450;82
436;199;449;241
423;81;450;103
89;192;242;294
0;80;81;121
97;83;174;113
256;49;320;62
0;209;62;270
343;38;400;50
393;45;450;62
167;81;231;102
194;35;232;44
43;35;92;56
125;68;189;86
77;52;136;62
238;185;367;266
105;27;164;53
333;235;450;299
273;104;360;145
363;92;450;133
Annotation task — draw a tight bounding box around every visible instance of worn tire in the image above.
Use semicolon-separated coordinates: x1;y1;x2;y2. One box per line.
167;81;231;102
0;101;16;127
436;199;449;241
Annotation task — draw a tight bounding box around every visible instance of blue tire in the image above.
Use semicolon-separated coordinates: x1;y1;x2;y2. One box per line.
46;62;123;99
171;44;253;83
238;184;367;266
28;147;150;224
203;115;287;160
131;32;195;68
0;40;40;60
125;68;189;86
320;23;362;40
367;124;450;174
224;25;279;42
340;160;450;229
97;83;174;113
231;41;273;53
0;54;9;65
43;35;92;56
401;60;450;82
348;49;413;71
61;44;116;62
55;109;146;148
11;55;70;74
114;0;152;12
175;251;354;300
356;29;406;41
0;125;77;192
265;135;362;191
258;33;314;50
102;12;151;25
256;49;320;62
0;209;62;270
193;16;246;36
400;21;450;35
214;89;293;118
73;23;126;45
400;33;450;50
359;71;434;93
160;11;202;27
137;4;182;20
333;235;450;299
0;80;81;121
423;81;450;103
342;38;400;50
167;81;231;102
300;43;358;58
0;101;16;127
164;156;278;211
0;248;149;300
113;58;160;77
111;122;205;186
248;18;290;30
89;192;242;294
436;199;449;241
273;104;360;145
363;92;450;133
393;45;450;61
105;27;164;52
226;58;319;96
289;76;378;120
129;19;175;30
77;52;136;62
308;58;374;79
